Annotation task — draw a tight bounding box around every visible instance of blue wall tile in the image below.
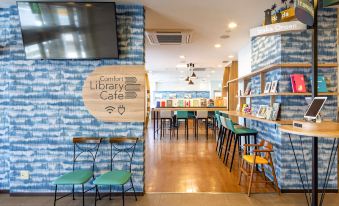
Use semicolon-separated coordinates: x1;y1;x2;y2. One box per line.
0;4;145;193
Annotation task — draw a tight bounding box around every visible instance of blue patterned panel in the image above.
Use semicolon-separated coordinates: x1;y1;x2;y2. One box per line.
251;35;281;71
0;4;145;193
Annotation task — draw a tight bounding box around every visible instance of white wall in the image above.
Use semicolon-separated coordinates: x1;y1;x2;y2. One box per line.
238;42;252;95
155;81;210;91
210;80;222;99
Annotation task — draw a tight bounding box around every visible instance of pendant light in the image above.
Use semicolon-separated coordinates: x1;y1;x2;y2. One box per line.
185;76;190;81
188;79;194;85
190;63;197;79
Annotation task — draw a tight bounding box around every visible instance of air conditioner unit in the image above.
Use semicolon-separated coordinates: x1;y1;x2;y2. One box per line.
146;30;192;45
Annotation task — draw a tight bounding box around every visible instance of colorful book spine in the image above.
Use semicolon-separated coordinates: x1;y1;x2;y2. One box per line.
290;74;306;93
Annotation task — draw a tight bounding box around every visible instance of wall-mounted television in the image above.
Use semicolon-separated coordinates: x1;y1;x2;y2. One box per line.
17;1;119;60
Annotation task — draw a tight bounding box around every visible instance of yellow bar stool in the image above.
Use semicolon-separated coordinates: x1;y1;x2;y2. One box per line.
238;139;280;197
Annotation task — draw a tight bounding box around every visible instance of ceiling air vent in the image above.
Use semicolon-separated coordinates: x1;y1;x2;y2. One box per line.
146;30;192;45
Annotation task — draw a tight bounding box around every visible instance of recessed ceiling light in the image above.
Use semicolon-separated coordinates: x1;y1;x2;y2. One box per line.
228;55;234;58
214;44;221;48
176;64;186;68
211;70;215;73
228;22;237;29
217;64;222;68
179;55;185;59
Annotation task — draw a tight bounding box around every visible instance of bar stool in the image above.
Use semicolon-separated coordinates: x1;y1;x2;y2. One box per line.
176;111;189;140
215;113;223;151
217;116;230;158
217;116;242;157
195;110;209;140
224;118;258;172
159;110;174;139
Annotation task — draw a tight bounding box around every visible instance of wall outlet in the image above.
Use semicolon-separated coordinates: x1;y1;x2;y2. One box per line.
20;170;29;180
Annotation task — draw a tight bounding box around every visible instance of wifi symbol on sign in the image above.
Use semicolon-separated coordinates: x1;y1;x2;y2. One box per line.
105;106;115;114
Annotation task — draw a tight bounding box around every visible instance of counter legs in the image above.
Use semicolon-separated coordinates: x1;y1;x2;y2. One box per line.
288;134;339;206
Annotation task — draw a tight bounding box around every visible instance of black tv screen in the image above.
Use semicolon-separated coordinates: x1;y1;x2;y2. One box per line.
17;2;119;59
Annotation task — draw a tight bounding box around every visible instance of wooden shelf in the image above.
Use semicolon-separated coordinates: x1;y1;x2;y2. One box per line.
221;111;293;125
227;63;338;84
237;92;339;98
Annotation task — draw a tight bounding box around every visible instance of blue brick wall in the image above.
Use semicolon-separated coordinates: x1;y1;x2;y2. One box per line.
0;5;145;193
249;7;338;190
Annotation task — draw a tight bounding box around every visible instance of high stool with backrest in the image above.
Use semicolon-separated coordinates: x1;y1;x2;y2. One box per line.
52;137;102;206
176;111;189;140
224;118;258;172
238;139;280;196
215;112;223;152
159;110;174;139
217;116;243;158
94;137;138;206
195;110;209;140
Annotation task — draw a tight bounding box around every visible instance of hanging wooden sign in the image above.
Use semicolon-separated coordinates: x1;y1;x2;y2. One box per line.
323;0;339;7
82;65;146;122
295;0;314;26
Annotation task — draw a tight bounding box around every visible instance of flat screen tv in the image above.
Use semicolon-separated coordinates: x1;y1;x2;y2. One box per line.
17;1;119;59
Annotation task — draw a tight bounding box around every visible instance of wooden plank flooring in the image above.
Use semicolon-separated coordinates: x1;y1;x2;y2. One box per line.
145;121;276;193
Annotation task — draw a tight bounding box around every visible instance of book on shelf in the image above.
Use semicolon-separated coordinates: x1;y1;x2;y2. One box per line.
156;101;161;108
290;74;306;93
265;107;273;120
270;80;278;93
264;82;271;93
257;105;267;118
193;99;200;107
200;99;207;107
172;99;178;107
178;99;184;107
310;75;328;92
161;100;166;107
271;103;280;120
244;82;252;95
166;100;172;107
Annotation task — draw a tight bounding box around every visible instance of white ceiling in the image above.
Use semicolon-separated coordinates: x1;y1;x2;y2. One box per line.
1;0;279;83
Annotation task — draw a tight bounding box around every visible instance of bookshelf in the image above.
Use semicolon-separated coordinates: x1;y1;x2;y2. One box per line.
226;63;338;108
237;92;339;98
227;63;338;84
221;111;293;125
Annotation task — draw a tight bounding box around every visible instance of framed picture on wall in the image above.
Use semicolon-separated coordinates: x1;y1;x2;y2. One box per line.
270;80;278;93
264;82;271;93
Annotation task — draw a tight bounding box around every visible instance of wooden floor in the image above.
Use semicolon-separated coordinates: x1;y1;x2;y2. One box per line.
145;120;276;193
2;193;339;206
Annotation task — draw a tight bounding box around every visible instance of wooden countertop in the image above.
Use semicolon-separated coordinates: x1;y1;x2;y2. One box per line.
221;111;293;125
152;107;227;111
280;122;339;138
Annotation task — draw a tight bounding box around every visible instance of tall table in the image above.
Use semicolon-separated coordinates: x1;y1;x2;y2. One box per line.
280;122;339;206
151;107;227;139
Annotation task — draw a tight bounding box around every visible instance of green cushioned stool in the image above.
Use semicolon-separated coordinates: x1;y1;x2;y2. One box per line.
224;118;258;172
53;137;102;206
94;137;139;206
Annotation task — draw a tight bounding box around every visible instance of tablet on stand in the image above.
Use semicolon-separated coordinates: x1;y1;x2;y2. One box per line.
304;97;327;123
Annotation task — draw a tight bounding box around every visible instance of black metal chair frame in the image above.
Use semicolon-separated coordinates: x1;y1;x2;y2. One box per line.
54;137;102;206
195;117;209;140
95;137;138;206
160;117;174;139
224;131;257;172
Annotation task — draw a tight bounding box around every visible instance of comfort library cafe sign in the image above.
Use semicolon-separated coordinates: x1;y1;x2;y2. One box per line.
83;65;145;122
